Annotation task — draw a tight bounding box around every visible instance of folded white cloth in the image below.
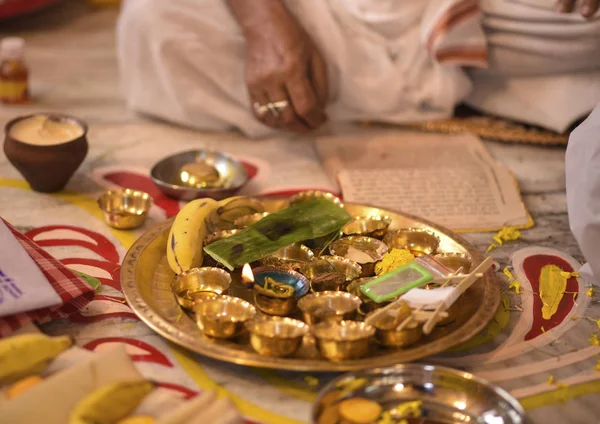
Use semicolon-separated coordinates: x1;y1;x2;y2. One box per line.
401;286;460;310
566;102;600;287
0;220;61;318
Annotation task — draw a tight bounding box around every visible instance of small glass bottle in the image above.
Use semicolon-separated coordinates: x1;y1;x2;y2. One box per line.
0;37;30;104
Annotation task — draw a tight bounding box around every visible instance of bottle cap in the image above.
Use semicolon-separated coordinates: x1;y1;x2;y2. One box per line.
1;37;25;60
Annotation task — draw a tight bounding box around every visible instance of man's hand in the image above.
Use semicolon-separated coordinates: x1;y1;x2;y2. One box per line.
557;0;599;18
227;0;328;132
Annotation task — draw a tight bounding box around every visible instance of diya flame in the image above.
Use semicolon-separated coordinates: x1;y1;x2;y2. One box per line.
241;263;255;286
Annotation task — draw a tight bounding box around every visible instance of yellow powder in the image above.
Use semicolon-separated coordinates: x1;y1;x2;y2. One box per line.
375;249;415;276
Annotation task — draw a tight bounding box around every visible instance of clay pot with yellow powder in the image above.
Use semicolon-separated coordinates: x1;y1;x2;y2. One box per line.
4;114;88;192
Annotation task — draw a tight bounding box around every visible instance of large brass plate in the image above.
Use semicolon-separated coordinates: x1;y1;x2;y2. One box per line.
121;200;500;372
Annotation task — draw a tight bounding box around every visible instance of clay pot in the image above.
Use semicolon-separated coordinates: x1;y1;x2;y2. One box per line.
3;114;88;193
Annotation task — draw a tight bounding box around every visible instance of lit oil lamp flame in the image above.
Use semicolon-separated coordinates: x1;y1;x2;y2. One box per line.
241;263;255;287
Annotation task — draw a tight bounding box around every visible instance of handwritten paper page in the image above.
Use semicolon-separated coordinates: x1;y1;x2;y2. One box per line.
316;131;530;231
0;221;62;317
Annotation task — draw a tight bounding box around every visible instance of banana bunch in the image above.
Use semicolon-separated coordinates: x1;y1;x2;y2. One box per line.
69;380;154;424
167;196;265;274
0;333;73;384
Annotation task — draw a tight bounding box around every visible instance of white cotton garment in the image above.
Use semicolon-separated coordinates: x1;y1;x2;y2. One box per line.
467;0;600;133
116;0;483;138
565;102;600;287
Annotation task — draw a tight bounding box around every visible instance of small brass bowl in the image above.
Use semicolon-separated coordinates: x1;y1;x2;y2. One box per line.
233;212;269;228
150;150;249;201
259;243;314;271
203;229;242;267
434;252;472;274
288;190;344;208
246;316;309;357
252;267;310;316
384;228;440;256
347;278;389;315
298;291;362;325
204;229;242;246
300;256;360;292
329;236;388;277
312;320;375;362
369;302;422;348
173;267;231;310
97;189;152;230
342;215;392;239
254;292;298;317
196;295;256;339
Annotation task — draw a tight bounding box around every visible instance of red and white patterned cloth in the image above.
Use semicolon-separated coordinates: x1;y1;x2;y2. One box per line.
0;218;95;337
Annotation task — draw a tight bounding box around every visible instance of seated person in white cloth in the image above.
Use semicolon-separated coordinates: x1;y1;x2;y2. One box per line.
117;0;600;138
566;101;600;288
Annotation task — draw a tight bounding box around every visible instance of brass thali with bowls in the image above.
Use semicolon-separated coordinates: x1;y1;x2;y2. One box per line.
121;198;500;372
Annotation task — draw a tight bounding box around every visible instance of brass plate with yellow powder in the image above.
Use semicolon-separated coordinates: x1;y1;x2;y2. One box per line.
121;199;500;372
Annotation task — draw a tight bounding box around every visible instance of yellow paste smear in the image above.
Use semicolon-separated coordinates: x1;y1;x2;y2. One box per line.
375;249;415;276
539;265;567;320
254;277;294;298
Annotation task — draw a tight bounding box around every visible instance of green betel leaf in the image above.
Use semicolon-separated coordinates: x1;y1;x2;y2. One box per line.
203;198;352;270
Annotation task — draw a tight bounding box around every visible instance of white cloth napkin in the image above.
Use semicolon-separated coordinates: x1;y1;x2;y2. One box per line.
566;102;600;287
401;286;460;310
0;220;61;318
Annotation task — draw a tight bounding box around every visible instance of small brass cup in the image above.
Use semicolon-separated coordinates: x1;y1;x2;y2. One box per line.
329;236;388;277
246;316;309;357
434;252;472;274
97;189;152;229
233;212;269;228
298;291;361;325
346;278;388;315
370;302;422;348
259;243;314;271
288;190;344;208
195;295;256;339
312;320;375;362
173;267;231;310
252;267;310;316
204;229;243;246
254;292;298;316
384;228;440;257
342;215;392;239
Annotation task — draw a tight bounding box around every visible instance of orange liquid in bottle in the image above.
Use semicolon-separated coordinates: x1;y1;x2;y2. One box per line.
0;37;31;104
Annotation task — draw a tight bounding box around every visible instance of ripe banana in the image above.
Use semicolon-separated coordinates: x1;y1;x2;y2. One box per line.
167;196;265;274
69;380;154;424
167;197;218;274
116;415;156;424
0;334;73;384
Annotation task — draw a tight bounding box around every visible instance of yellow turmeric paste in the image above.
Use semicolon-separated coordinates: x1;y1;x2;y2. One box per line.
374;249;415;276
